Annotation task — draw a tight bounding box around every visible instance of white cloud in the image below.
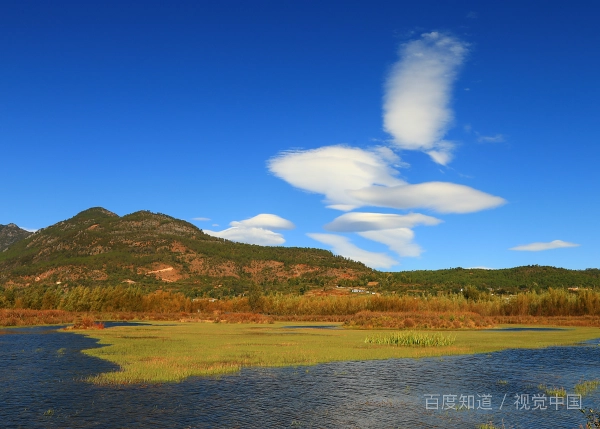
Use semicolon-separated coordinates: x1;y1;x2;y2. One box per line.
509;240;580;252
22;227;38;232
307;233;398;269
192;217;211;221
358;228;422;257
383;32;468;165
268;145;404;210
350;181;506;214
325;212;442;232
232;213;295;230
269;145;503;213
203;213;295;246
205;227;285;246
324;213;440;259
477;133;505;143
426;142;455;165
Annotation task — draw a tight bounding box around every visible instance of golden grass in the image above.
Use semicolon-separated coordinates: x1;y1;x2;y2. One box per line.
538;384;567;397
575;380;600;396
71;321;600;384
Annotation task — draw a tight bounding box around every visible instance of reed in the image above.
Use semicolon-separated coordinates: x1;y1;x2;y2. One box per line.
538;384;566;397
70;316;105;330
575;380;600;396
477;423;504;429
344;311;494;329
364;331;456;347
4;286;600;319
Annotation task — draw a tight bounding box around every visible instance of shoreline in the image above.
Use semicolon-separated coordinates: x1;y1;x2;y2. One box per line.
67;321;600;384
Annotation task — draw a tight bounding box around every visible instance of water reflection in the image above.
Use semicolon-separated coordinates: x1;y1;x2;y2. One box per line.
0;325;598;428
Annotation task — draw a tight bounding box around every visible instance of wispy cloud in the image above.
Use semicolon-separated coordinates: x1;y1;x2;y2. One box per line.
22;227;38;232
307;233;398;269
325;212;442;232
204;214;295;246
358;228;422;258
509;240;580;252
477;133;505;143
383;32;468;165
192;217;211;221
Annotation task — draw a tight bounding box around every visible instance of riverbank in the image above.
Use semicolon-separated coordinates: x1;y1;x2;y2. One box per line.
71;321;600;384
4;308;600;329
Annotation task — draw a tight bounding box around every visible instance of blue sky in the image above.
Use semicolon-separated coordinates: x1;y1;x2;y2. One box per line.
2;0;599;271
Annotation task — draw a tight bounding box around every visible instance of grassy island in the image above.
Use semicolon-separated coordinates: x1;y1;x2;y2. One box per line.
73;322;600;384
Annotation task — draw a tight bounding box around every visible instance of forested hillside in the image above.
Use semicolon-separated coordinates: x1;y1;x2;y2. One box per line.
377;266;600;295
1;208;598;306
0;207;372;298
0;223;32;252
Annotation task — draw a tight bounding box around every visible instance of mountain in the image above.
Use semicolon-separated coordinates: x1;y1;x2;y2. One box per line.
0;223;33;252
0;207;372;295
3;207;596;298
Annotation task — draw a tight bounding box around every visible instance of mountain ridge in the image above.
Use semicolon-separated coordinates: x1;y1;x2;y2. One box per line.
0;223;33;252
0;207;372;295
1;208;599;298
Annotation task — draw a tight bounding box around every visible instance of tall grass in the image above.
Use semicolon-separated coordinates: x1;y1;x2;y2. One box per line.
4;284;600;317
344;311;494;329
3;286;600;327
191;288;600;317
365;331;456;347
575;380;600;396
538;384;566;397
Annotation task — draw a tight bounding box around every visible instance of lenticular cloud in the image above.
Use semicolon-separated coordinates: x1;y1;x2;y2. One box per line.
509;240;580;252
204;214;295;246
268;145;404;211
269;145;505;213
384;32;468;165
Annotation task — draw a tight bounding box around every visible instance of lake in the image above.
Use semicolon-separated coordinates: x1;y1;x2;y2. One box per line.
1;324;599;428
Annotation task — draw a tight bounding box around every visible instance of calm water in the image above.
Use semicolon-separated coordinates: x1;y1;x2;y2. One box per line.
1;325;599;428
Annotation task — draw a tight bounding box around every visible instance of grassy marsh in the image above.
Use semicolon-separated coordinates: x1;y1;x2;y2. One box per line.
364;330;456;347
71;322;600;384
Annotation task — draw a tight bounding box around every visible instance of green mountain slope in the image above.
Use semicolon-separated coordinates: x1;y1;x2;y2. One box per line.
1;208;597;298
0;223;33;252
0;207;372;295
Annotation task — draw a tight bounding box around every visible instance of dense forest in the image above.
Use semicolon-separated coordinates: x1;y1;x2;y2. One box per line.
377;266;600;295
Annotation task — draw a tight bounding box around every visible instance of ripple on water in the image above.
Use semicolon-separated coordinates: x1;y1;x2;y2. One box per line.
0;324;599;428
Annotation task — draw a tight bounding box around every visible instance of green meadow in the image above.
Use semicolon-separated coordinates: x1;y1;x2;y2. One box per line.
73;322;600;384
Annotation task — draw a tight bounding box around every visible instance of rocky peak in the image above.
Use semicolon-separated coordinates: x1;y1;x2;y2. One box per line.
0;223;33;252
